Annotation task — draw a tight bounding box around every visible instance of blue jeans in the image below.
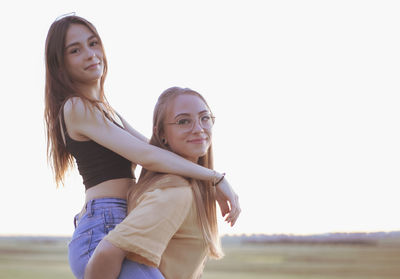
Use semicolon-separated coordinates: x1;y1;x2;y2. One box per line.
68;197;164;279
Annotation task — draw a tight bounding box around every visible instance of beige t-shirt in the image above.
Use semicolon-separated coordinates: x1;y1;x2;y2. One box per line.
105;174;208;279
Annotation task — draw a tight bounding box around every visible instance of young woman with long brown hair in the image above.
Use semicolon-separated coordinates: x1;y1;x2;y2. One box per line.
85;87;228;279
44;15;240;278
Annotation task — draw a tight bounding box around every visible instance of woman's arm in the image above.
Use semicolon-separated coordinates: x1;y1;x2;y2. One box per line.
65;98;218;180
84;239;125;279
65;98;240;225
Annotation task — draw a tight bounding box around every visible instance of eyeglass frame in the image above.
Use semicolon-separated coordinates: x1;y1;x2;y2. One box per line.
165;113;216;132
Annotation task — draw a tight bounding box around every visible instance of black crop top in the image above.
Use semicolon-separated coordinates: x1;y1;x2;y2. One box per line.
61;111;133;190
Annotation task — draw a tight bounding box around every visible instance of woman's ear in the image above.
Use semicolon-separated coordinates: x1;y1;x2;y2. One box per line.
155;126;167;145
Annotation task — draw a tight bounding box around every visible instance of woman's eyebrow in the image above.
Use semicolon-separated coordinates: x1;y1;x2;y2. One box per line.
198;110;209;115
65;35;97;50
174;113;191;119
65;41;80;50
174;110;209;118
87;35;97;41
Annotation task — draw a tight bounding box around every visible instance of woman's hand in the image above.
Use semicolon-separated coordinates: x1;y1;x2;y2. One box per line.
215;178;241;226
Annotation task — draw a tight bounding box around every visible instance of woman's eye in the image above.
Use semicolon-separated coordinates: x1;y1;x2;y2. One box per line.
177;118;192;125
201;115;211;121
70;48;80;54
90;40;99;47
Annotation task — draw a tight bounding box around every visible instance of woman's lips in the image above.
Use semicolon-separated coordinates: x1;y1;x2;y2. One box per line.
188;138;207;144
85;62;100;70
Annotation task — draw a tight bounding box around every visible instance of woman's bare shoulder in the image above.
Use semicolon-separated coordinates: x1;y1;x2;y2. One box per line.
63;97;90;118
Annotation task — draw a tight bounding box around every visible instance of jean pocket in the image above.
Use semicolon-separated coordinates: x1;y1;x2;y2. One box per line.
104;207;127;233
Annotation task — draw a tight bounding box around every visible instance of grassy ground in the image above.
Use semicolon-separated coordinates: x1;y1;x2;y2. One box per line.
0;237;399;279
203;241;400;279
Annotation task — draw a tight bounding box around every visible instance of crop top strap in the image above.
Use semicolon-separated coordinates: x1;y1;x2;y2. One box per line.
104;110;125;129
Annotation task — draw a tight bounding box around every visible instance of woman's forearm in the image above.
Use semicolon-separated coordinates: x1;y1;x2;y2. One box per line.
139;143;222;182
117;115;220;181
84;239;125;279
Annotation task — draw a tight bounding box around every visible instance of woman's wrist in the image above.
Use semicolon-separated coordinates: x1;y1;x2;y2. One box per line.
211;170;226;186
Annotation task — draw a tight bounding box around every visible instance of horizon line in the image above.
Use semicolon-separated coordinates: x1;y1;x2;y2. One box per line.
1;229;399;238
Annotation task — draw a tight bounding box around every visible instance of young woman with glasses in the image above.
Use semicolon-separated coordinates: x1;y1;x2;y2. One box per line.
85;87;228;279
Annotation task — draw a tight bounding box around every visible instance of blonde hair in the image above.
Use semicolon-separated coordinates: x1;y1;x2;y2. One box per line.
128;87;223;259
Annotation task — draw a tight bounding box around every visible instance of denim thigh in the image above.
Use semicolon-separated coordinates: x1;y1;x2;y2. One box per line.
118;259;165;279
68;198;127;279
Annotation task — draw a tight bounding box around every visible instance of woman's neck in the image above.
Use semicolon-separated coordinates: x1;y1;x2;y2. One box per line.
77;81;102;100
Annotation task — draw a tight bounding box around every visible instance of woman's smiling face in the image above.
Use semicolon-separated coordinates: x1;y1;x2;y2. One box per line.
64;24;104;87
163;94;213;163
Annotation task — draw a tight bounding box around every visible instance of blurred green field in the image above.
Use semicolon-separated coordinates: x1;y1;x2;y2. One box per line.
0;236;399;279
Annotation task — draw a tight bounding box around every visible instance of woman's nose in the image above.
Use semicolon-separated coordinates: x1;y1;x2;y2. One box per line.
86;48;96;59
192;119;204;132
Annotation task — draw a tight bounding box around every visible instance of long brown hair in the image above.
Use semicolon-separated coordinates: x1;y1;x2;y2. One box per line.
128;87;223;259
44;15;112;186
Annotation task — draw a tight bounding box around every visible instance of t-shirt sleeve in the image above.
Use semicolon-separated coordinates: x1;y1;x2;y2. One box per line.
105;186;193;267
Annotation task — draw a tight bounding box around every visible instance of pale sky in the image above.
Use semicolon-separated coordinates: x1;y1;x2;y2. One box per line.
1;0;399;236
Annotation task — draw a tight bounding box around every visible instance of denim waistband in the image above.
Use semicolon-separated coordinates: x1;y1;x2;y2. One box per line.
85;197;127;216
73;197;128;232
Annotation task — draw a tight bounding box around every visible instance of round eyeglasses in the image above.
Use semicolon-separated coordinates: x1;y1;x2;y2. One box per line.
166;114;215;132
